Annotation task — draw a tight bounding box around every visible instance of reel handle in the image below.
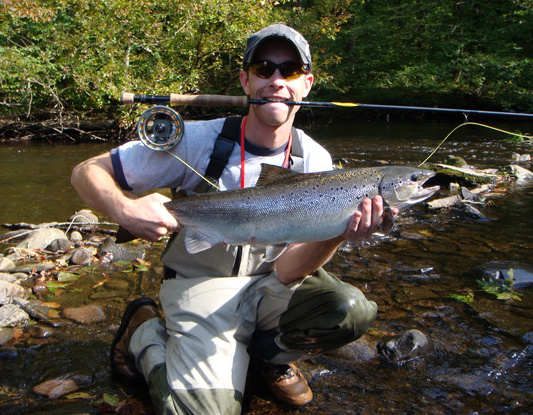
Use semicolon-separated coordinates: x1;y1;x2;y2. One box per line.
121;92;248;107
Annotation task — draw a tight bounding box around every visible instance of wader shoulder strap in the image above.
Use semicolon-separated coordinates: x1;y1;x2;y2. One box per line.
205;116;243;180
290;127;305;173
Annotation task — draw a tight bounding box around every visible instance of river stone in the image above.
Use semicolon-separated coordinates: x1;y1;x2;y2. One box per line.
0;280;29;305
0;304;30;327
69;230;83;243
25;323;54;339
69;247;96;265
45;237;71;252
377;329;432;362
0;272;17;283
16;228;67;251
63;305;105;323
0;328;15;345
0;257;16;272
70;209;99;226
97;236;146;262
470;261;533;289
33;373;93;399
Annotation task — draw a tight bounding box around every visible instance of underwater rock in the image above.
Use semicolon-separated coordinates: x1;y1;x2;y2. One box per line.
97;236;146;262
470;261;533;289
63;304;105;324
377;329;432;362
33;373;93;399
69;247;95;265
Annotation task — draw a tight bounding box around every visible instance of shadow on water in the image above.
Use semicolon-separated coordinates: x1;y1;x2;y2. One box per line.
1;118;533;413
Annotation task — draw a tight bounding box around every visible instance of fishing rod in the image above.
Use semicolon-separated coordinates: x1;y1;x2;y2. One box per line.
122;92;533;152
122;92;533;117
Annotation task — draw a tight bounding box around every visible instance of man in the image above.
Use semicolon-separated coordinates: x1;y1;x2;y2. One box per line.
72;24;387;414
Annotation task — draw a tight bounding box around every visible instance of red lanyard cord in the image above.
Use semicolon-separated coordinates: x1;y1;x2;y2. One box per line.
239;115;292;189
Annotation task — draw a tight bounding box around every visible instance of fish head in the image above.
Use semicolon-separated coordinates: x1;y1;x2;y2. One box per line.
379;166;440;210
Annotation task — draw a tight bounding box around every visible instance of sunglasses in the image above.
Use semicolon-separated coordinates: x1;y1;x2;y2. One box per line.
248;60;309;81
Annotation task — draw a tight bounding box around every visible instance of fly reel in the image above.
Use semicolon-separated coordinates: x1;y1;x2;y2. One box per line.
137;106;184;151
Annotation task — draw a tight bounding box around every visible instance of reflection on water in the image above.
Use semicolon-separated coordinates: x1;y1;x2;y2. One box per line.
1;118;533;414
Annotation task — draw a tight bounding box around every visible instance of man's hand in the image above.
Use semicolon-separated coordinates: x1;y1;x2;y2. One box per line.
119;193;182;242
342;195;398;241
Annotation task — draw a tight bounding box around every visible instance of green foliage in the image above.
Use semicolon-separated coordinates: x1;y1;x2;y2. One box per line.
477;269;522;301
1;0;533;126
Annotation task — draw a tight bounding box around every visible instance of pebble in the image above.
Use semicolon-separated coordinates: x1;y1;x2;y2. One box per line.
25;324;55;339
63;305;105;324
45;238;71;252
0;257;16;272
69;231;83;243
0;272;17;283
33;373;93;399
69;247;95;266
0;280;29;305
377;329;432;362
0;304;30;327
17;228;67;251
0;328;15;346
70;209;99;226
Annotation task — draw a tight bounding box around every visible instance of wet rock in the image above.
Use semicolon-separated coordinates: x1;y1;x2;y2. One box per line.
470;261;533;289
0;280;29;304
13;297;53;321
15;261;56;273
0;272;17;283
45;237;71;252
70;209;99;226
97;236;146;262
0;304;30;327
56;271;81;283
326;335;377;362
69;247;95;265
0;328;15;345
377;329;432;362
69;230;83;243
0;257;16;272
0;345;18;358
25;324;54;339
103;277;130;291
33;373;93;399
63;305;105;323
507;164;533;179
17;228;67;251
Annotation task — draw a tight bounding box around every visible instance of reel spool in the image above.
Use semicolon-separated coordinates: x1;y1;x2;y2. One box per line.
137;106;184;151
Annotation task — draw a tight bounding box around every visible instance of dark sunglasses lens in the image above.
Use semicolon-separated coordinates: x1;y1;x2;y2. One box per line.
251;62;276;78
250;61;306;80
280;63;306;80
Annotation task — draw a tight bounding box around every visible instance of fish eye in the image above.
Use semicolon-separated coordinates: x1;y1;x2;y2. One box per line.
410;174;419;181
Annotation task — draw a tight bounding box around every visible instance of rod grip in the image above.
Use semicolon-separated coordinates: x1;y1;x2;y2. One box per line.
121;92;249;107
169;94;248;107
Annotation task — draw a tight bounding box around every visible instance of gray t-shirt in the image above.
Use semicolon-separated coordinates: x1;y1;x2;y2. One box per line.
111;117;332;193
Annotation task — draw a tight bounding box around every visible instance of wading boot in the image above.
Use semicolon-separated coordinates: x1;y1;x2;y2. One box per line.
110;297;161;380
260;362;313;406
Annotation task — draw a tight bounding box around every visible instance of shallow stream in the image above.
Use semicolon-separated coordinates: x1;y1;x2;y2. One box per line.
1;117;532;414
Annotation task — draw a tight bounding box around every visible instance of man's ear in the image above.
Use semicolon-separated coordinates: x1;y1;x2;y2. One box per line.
239;70;250;95
302;73;314;98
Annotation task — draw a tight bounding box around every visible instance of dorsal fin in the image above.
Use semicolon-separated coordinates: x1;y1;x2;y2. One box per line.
256;164;301;187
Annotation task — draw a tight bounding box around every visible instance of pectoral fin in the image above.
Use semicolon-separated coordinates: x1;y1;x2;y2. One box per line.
184;229;221;254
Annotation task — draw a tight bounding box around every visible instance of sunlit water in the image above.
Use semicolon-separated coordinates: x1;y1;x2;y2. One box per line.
1;117;533;414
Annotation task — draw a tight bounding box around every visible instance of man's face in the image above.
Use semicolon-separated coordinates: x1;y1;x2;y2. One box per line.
240;39;314;128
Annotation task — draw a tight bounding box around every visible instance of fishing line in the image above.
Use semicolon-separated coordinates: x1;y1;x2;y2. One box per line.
419;122;532;167
165;151;222;191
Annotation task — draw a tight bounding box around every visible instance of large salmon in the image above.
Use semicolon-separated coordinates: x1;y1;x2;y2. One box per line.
164;164;439;260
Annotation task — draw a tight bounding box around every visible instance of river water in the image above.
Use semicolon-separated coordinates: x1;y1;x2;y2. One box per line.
1;117;533;414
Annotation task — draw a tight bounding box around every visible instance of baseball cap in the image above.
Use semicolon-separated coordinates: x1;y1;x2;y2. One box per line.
243;24;312;71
